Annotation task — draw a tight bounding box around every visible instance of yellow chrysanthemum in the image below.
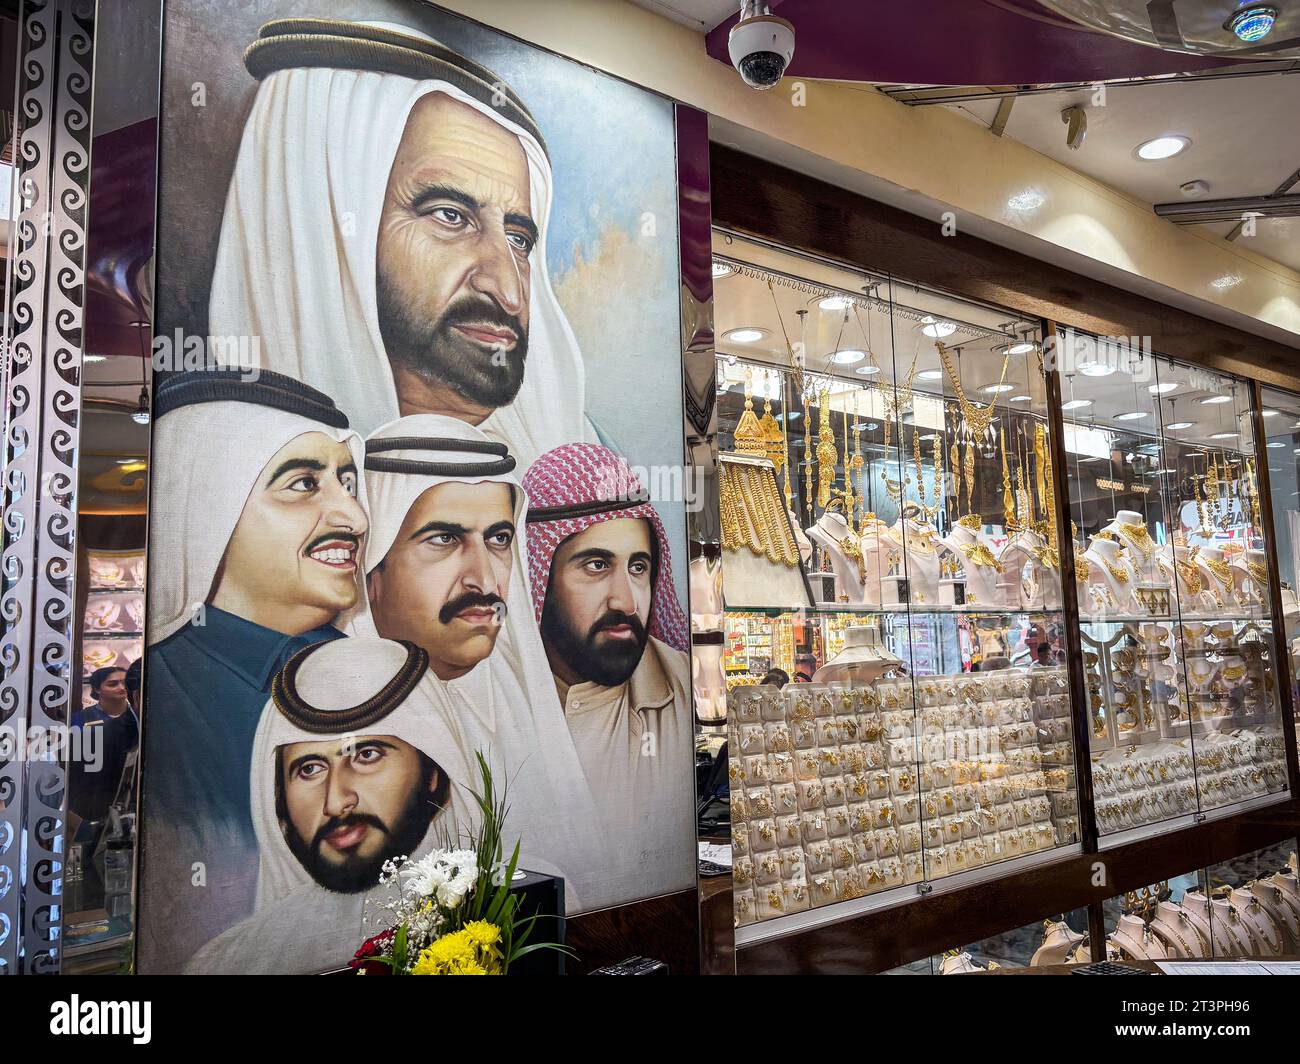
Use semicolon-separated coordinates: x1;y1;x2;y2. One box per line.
464;920;502;947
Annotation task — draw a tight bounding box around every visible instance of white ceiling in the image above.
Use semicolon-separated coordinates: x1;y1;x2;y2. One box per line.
627;0;736;31
937;71;1300;272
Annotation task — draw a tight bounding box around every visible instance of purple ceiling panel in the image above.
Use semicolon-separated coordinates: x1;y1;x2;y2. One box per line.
705;0;1236;86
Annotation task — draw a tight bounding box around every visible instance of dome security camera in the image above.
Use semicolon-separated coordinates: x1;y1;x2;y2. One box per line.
728;1;795;91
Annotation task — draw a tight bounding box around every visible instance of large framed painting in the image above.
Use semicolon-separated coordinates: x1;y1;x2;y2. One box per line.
138;0;694;974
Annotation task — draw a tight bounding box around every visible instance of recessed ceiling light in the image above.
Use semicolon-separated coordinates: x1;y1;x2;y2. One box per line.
1148;382;1178;394
819;295;854;312
1078;361;1115;377
1136;135;1190;161
1010;394;1032;403
1266;441;1286;448
830;349;866;365
1165;421;1193;430
1209;432;1237;440
1114;411;1148;421
982;383;1015;394
1062;399;1093;410
1007;189;1045;212
920;317;957;338
853;421;879;431
1200;395;1232;405
854;364;881;376
1262;409;1280;417
920;433;938;441
1006;341;1037;355
1226;4;1279;43
1210;275;1242;291
712;262;732;279
725;328;765;343
84;353;107;364
917;369;943;381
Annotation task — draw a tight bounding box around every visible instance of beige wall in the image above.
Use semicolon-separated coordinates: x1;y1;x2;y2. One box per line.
436;0;1300;346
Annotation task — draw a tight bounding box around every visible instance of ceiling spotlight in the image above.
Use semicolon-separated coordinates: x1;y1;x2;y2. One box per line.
1179;179;1210;199
1209;432;1237;440
1262;409;1281;417
1010;395;1033;403
132;387;151;425
84;353;106;364
1210;274;1242;290
1114;411;1149;421
1148;382;1178;394
1077;361;1115;377
830;349;866;365
1136;136;1190;161
920;317;957;338
854;364;881;376
917;369;943;381
1225;4;1279;43
1200;395;1232;405
1062;399;1093;410
712;261;733;279
1267;441;1287;448
982;383;1015;394
1165;421;1193;430
725;328;765;343
1006;341;1037;355
819;295;854;311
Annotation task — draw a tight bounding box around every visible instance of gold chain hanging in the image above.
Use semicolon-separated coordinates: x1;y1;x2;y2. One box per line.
937;340;1007;440
1001;426;1017;532
931;431;943;520
913;426;926;510
803;385;814;522
962;438;975;517
816;388;838;509
850;391;865;532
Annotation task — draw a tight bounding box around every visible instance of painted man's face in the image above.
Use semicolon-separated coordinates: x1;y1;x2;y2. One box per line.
541;517;653;689
277;734;442;894
368;481;515;681
377;93;534;415
213;433;367;634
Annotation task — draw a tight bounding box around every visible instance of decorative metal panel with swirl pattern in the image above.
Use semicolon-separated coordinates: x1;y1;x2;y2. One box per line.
0;0;94;976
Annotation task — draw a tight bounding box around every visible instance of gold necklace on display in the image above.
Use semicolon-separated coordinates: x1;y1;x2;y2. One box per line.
816;388;838;510
850;392;865;531
1115;521;1157;560
1246;560;1269;588
931;431;943;519
913;427;935;517
1102;555;1131;584
1073;545;1090;581
1204;556;1234;589
958;541;1003;572
937;340;1008;439
1001;427;1017;532
1175;558;1203;595
802;386;814;523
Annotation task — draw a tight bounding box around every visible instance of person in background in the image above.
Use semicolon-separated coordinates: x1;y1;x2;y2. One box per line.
760;667;790;688
124;657;142;715
1031;642;1054;669
68;666;140;842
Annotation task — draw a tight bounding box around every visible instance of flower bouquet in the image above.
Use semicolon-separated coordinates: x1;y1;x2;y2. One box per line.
350;753;570;975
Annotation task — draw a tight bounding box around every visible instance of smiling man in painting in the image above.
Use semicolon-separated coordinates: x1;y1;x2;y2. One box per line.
138;368;369;973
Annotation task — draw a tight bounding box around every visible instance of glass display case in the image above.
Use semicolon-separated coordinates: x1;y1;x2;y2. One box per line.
889;907;1092;973
1059;336;1289;845
1098;840;1299;960
714;233;1081;933
1259;383;1300;764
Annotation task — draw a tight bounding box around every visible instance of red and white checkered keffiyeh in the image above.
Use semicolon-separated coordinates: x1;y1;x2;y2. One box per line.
523;443;689;653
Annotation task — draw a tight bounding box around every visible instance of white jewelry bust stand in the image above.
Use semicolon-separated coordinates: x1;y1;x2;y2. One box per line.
1102;510;1160;581
940;522;1004;608
813;625;901;685
1081;535;1137;616
1195;545;1236;609
1233;548;1269;610
882;514;941;608
805;511;870;606
857;514;893;607
998;527;1060;610
689;555;723;632
1029;919;1084;966
1157;544;1216;615
691;639;726;723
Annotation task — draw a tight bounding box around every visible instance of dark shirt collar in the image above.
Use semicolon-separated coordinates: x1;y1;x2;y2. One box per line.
180;605;345;690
